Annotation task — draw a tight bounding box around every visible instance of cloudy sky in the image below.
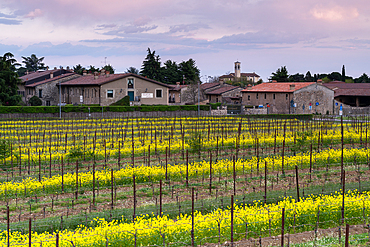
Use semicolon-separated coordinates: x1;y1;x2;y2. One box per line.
1;0;370;81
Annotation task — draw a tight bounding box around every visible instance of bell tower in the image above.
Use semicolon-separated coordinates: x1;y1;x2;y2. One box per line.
234;61;241;78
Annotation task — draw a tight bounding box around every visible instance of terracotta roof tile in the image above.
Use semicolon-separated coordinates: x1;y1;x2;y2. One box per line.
241;82;315;93
60;73;172;88
25;73;79;87
200;82;220;90
206;85;241;95
323;83;370;97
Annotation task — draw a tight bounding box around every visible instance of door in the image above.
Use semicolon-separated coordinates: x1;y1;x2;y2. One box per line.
128;91;134;101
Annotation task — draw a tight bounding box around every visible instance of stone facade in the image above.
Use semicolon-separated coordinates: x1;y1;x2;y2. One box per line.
242;83;334;114
25;74;80;106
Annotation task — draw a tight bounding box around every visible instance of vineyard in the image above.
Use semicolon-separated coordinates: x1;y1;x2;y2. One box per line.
0;115;369;246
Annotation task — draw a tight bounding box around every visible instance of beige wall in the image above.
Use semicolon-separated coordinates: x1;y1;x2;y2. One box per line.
242;91;293;114
100;76;169;106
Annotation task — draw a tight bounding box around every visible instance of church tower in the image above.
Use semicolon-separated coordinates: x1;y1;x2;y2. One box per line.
234;61;241;78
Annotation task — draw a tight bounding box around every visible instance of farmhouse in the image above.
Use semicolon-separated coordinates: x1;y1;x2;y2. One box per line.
19;67;79;106
241;81;334;114
60;71;173;106
323;81;370;107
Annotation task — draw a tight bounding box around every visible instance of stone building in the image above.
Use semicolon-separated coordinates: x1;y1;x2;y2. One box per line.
60;72;173;106
241;82;334;114
168;82;188;104
219;61;260;83
20;68;79;106
205;84;243;103
323;81;370;107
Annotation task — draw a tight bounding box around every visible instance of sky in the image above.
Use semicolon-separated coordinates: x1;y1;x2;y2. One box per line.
1;0;370;82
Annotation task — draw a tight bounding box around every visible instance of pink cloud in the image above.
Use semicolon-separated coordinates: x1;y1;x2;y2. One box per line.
24;8;43;19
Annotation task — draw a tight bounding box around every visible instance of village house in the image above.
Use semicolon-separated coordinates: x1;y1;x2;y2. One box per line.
219;61;260;83
241;81;334;114
59;71;173;106
19;67;79;106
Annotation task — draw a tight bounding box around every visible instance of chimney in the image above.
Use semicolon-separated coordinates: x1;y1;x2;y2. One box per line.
176;81;180;89
66;66;70;71
317;79;323;85
101;69;105;75
94;72;99;80
25;70;29;75
247;84;252;90
83;70;87;76
289;84;295;90
50;72;53;79
46;66;49;70
54;67;57;70
105;71;110;77
272;80;277;83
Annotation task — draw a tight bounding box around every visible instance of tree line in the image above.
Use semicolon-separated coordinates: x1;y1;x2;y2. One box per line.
270;65;370;83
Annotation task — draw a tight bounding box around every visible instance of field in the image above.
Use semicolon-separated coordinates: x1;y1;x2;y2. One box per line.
0;115;369;246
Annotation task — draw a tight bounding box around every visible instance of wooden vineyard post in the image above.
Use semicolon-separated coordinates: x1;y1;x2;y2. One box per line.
191;187;195;247
209;152;212;195
295;165;300;202
75;161;79;200
264;161;267;204
159;179;163;216
29;218;32;247
92;156;95;208
281;140;285;175
61;157;64;193
345;224;349;247
49;150;52;178
38;150;41;182
111;169;114;210
233;156;236;196
118;141;121;169
165;147;168;180
148;145;150;167
342;170;346;225
7;206;9;247
309;144;313;182
281;208;285;247
341;115;344;185
133;175;136;221
56;233;59;247
186;150;189;187
231;195;234;247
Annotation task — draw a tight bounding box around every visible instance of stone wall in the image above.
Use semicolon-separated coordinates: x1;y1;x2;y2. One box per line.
333;100;370;115
293;84;334;115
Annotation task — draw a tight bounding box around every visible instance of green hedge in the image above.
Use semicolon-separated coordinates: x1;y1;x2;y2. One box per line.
0;105;211;114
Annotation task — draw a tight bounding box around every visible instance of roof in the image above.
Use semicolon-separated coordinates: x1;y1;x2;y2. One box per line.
60;73;173;88
219;72;260;79
206;85;241;95
25;73;79;87
241;82;316;93
323;83;370;97
169;84;188;91
20;69;59;82
200;82;220;90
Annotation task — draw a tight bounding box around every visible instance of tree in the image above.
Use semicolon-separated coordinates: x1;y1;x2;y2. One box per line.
178;59;200;84
102;64;115;74
354;73;370;83
87;65;99;74
21;54;46;72
162;60;181;84
181;81;204;104
73;64;86;75
140;48;162;81
125;67;139;74
28;95;42;106
305;71;313;82
341;65;346;82
0;52;21;106
289;73;304;82
270;66;289;82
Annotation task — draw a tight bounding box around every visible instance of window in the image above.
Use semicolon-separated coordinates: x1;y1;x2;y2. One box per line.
155;89;162;98
264;93;266;99
273;94;275;100
128;78;134;88
46;101;50;106
107;90;114;98
39;89;42;98
256;93;258;99
286;94;288;100
248;95;250;101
